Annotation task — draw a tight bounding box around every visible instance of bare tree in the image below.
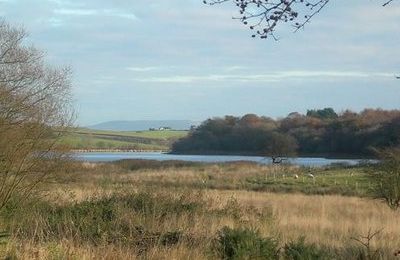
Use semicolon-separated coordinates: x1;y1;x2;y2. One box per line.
368;148;400;210
203;0;397;39
0;20;74;210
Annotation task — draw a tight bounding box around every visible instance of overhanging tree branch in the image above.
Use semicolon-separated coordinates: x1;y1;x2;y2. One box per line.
204;0;398;39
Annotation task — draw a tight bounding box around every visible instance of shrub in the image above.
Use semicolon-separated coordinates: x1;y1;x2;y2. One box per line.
213;226;278;259
283;237;333;260
114;159;202;171
368;148;400;210
3;191;204;248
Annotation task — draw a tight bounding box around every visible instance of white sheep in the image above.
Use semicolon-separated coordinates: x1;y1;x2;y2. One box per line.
307;173;315;179
294;174;299;179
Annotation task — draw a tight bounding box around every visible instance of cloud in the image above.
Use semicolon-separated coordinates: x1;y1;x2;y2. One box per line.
55;8;96;16
3;0;397;125
48;0;76;5
131;70;395;84
224;66;248;72
126;66;160;72
48;17;64;27
54;8;138;20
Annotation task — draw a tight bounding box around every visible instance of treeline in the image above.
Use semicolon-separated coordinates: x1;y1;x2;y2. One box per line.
172;108;400;157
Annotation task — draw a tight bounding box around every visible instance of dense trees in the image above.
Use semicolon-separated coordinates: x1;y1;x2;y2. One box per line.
173;115;297;156
172;108;400;157
306;108;337;120
204;0;397;39
0;20;73;210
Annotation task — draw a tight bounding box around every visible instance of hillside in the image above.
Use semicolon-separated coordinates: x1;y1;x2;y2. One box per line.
61;128;188;151
88;120;198;131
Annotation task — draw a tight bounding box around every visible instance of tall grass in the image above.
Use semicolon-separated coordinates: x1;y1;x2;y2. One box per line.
1;161;399;259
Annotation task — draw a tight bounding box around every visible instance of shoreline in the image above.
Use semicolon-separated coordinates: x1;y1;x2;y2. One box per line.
71;149;168;153
71;149;376;160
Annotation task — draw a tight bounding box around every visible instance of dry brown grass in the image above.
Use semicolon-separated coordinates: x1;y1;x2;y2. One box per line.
204;190;400;250
2;162;399;259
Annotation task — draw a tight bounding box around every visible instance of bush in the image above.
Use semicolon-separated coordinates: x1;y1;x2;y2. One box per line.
213;226;278;259
283;237;333;260
114;159;202;171
3;191;205;248
0;20;73;211
368;148;400;210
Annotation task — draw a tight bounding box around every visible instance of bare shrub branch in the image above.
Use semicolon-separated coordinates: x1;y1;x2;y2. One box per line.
0;19;74;210
368;148;400;210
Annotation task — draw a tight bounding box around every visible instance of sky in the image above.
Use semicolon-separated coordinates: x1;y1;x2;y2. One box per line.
0;0;399;126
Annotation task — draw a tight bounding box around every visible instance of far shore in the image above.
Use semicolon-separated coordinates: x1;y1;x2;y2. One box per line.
71;149;376;160
71;149;169;153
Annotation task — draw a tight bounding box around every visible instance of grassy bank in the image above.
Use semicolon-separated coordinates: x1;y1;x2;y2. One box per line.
1;161;399;259
111;160;373;197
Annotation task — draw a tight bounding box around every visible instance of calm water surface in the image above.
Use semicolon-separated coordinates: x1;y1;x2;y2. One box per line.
74;152;369;167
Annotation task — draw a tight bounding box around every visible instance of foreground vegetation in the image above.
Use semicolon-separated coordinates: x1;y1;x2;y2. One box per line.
1;161;399;259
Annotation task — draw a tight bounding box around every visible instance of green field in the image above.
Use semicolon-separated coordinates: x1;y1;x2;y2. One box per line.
60;128;188;150
243;166;371;196
112;160;373;197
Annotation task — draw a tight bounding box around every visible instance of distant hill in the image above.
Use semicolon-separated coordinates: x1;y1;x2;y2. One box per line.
87;120;198;131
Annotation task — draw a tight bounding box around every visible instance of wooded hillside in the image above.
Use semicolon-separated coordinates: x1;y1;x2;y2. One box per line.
172;108;400;157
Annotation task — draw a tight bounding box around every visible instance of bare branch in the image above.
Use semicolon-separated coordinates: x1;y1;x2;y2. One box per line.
204;0;330;39
0;20;74;210
383;0;395;6
204;0;398;39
